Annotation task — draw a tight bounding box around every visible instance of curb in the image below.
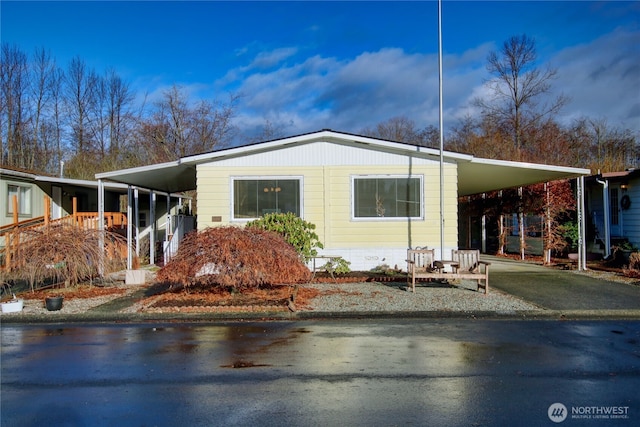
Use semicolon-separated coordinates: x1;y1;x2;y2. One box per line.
2;309;640;324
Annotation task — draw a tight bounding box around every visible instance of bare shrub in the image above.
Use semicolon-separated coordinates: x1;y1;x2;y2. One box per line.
628;252;640;271
12;223;128;291
156;226;311;291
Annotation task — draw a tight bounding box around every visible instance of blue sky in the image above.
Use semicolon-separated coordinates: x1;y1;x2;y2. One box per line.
2;1;639;141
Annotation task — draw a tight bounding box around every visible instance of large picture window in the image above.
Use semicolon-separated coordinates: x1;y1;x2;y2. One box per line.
352;176;422;219
7;184;32;216
233;177;302;220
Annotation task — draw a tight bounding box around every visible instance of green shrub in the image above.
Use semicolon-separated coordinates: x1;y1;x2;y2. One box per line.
559;221;579;252
246;212;323;261
321;257;351;275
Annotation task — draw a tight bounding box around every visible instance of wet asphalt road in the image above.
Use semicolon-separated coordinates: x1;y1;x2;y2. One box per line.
1;319;638;426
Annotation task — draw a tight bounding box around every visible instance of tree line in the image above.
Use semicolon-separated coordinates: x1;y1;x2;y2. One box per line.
2;36;638;181
363;35;638;174
1;44;238;179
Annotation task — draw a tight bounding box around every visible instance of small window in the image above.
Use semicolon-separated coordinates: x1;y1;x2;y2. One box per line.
232;177;302;220
7;184;32;216
610;188;619;226
352;176;423;219
139;212;147;228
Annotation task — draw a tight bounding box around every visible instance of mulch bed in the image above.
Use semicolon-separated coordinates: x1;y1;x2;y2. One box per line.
17;286;127;301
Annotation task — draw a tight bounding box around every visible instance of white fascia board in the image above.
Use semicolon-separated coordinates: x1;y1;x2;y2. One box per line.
180;129;474;165
95;160;181;180
1;168;37;180
468;157;591;175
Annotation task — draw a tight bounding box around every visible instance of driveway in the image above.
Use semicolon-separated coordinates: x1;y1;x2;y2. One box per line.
488;256;640;310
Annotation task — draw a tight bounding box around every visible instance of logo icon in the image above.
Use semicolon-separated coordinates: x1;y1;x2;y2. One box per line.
548;403;568;423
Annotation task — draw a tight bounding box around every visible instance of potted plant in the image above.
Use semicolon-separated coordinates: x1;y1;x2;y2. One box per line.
45;295;64;311
560;221;580;260
612;241;637;266
1;281;23;313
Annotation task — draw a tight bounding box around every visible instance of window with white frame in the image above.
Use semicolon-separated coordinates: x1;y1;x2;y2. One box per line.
352;175;423;219
7;184;32;216
232;177;302;220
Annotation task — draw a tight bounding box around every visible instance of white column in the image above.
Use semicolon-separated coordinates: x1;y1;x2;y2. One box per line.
98;179;105;276
150;191;156;265
127;185;133;270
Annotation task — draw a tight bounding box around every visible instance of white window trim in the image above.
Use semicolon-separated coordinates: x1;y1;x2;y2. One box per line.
230;175;304;222
351;174;424;221
7;183;32;216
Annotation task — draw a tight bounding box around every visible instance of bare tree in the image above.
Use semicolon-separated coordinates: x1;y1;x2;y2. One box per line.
135;85;237;163
362;116;439;147
65;56;97;155
475;34;567;160
105;69;133;156
1;44;29;167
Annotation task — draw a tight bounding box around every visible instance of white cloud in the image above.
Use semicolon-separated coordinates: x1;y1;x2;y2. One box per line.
550;28;640;132
223;28;639;142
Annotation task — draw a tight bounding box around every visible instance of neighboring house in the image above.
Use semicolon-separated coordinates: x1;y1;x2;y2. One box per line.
585;169;640;257
96;130;590;271
1;167;187;266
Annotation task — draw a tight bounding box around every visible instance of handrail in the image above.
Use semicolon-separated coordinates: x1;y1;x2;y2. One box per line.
0;216;46;235
1;211;127;270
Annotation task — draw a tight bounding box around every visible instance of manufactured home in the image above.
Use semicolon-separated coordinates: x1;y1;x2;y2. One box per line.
97;130;591;271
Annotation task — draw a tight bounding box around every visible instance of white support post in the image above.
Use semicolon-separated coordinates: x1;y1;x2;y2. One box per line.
150;191;156;265
577;176;587;270
481;193;487;253
98;179;105;277
134;187;140;258
127;185;133;270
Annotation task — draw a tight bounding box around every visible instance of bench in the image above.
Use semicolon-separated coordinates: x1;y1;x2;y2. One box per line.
406;248;490;294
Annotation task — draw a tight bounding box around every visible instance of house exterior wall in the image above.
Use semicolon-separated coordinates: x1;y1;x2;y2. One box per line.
195;142;459;270
1;175;47;228
620;177;640;248
586;174;640;251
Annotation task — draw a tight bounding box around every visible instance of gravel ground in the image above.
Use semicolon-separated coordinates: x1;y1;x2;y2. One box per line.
302;280;539;313
1;268;634;317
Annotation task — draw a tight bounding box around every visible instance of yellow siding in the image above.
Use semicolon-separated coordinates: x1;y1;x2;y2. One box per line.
196;162;458;250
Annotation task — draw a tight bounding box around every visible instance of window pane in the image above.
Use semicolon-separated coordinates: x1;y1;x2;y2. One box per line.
354;177;421;218
234;179;300;219
234;180;258;218
7;185;31;215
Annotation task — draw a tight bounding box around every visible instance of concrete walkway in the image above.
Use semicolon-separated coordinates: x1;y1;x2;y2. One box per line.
487;256;640;311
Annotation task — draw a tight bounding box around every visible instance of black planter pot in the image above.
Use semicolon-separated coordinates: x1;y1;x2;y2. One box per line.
45;296;64;311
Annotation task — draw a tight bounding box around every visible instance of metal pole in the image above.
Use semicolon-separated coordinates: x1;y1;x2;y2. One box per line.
438;0;445;260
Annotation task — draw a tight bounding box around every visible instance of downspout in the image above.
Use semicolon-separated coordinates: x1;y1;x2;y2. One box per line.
595;176;611;258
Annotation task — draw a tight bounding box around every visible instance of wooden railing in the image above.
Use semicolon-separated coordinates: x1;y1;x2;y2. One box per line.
0;195;127;270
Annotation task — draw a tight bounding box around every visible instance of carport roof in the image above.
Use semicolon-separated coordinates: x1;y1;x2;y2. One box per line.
95;129;590;196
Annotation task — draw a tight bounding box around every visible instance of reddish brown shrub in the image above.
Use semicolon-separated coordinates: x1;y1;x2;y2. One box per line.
11;223;128;291
156;226;311;291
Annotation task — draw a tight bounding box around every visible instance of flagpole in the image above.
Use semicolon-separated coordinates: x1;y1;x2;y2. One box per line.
438;0;445;259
